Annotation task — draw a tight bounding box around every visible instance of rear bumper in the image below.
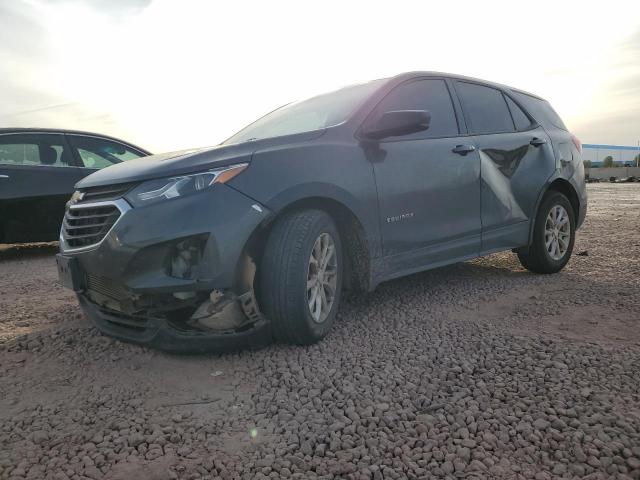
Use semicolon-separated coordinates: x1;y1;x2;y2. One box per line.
78;294;271;353
577;199;587;229
576;181;588;229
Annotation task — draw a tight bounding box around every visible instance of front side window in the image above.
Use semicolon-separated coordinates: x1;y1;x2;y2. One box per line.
68;136;145;169
223;79;386;145
370;79;459;140
0;134;73;167
456;82;515;134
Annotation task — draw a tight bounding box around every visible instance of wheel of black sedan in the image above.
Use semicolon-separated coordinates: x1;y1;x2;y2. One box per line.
517;191;575;274
258;209;343;345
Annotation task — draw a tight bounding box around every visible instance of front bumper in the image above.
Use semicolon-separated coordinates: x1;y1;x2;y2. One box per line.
59;184;273;352
78;294;271;353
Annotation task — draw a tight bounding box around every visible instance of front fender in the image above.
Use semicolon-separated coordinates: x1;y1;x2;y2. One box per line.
228;142;383;258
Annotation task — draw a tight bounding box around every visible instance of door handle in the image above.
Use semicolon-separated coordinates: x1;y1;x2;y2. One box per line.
452;144;476;156
0;175;9;179
530;137;547;147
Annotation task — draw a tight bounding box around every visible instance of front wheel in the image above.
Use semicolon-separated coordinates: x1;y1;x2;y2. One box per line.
517;191;575;274
258;209;343;345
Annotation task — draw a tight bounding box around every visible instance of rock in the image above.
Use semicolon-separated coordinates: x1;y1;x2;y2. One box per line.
627;457;640;470
129;433;145;447
587;456;601;467
533;418;550;430
32;430;49;444
84;465;103;479
442;461;454;474
468;460;487;471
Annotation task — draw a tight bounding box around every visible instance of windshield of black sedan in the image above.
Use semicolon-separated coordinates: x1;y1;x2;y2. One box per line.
223;79;385;145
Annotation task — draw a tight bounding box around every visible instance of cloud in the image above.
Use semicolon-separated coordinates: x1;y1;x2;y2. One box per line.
1;0;639;151
570;29;640;145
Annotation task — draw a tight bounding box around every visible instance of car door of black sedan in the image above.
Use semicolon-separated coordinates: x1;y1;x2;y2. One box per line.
0;133;83;243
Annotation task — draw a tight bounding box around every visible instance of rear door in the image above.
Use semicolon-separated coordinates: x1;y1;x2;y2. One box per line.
367;77;481;273
454;81;556;252
0;133;82;243
67;134;147;177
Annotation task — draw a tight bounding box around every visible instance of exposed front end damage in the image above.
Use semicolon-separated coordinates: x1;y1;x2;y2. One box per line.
78;253;271;353
188;253;262;331
60;183;274;352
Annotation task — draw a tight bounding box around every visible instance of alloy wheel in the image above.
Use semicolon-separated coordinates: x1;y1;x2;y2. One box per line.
545;205;570;260
307;232;338;323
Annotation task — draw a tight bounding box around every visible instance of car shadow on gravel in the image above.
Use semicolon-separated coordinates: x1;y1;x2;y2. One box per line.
0;242;59;260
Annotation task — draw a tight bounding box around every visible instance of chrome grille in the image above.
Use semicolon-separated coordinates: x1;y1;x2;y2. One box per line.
61;200;128;251
78;183;135;204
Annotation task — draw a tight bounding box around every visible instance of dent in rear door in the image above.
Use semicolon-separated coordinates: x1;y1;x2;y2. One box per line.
474;127;555;251
452;81;556;252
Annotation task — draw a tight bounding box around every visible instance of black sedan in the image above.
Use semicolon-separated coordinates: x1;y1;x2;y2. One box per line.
0;128;149;243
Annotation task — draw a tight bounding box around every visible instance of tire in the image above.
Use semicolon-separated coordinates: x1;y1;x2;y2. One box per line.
258;209;343;345
517;191;575;274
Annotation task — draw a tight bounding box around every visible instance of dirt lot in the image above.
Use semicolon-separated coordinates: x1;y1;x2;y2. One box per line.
1;183;639;480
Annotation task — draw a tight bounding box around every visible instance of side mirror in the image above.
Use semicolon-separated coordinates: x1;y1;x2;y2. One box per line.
364;110;431;140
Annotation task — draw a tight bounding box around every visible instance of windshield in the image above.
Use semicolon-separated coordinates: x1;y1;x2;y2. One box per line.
223;79;385;145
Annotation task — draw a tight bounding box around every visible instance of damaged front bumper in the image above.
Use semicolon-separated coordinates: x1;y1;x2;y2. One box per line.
78;292;271;353
58;184;274;352
77;273;270;353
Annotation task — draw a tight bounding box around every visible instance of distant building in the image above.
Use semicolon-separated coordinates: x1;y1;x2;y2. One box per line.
583;144;640;167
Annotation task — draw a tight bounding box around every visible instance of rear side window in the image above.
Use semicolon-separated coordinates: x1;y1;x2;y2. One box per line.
371;79;459;139
505;96;533;131
68;135;145;169
510;91;567;131
456;82;515;134
0;134;73;167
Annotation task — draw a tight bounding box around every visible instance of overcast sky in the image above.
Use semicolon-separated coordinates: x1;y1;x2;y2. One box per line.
1;0;639;153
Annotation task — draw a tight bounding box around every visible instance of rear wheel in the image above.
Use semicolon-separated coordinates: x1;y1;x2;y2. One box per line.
258;209;343;345
517;191;575;274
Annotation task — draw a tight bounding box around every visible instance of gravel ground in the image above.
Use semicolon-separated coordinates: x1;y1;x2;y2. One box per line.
1;183;639;480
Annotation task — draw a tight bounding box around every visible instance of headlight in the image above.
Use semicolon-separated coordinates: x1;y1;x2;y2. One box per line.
125;163;248;207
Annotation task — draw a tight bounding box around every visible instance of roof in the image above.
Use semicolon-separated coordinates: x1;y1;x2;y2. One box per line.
390;71;545;100
0;128;151;154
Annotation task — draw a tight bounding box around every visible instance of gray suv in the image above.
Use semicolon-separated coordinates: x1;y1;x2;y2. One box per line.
56;72;587;352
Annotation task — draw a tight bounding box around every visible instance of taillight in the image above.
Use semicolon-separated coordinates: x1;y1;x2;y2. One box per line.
571;134;582;152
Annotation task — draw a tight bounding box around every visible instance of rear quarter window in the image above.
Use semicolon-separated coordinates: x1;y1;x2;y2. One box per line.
505;96;533;131
510;91;567;131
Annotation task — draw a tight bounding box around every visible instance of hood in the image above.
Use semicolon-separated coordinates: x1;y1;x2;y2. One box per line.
76;129;325;189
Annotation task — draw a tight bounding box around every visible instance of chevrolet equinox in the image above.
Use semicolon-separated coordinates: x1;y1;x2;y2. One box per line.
56;72;587;352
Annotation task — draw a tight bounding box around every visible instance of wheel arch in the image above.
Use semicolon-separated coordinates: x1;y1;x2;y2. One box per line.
547;178;580;220
526;176;581;246
234;194;374;296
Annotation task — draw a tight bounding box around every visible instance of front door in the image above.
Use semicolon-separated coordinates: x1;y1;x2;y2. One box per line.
367;78;481;273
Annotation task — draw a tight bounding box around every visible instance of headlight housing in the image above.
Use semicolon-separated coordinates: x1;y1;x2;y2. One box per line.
125;163;248;207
